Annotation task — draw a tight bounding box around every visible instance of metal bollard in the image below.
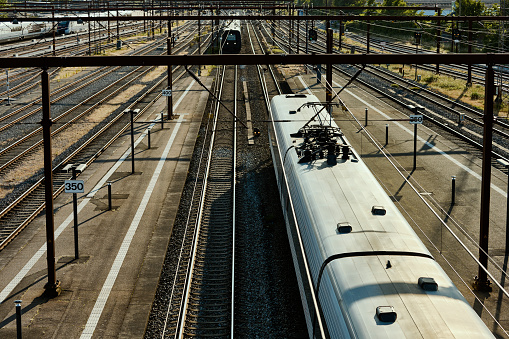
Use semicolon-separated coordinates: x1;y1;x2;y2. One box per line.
385;124;389;146
365;108;368;126
108;182;112;211
148;129;151;149
161;112;164;129
451;176;456;205
15;300;22;339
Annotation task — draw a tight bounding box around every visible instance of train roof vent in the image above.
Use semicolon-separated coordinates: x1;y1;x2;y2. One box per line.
376;306;397;323
418;277;438;291
285;94;307;98
337;222;352;234
371;206;386;215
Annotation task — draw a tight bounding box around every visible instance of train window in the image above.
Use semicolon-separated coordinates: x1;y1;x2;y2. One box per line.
336;222;352;234
418;277;438;291
289;110;297;114
371;206;386;215
285;94;307;98
376;306;397;323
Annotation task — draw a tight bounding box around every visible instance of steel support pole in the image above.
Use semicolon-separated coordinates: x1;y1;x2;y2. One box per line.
436;9;441;74
52;8;56;56
288;5;292;54
326;26;333;109
41;68;60;296
296;18;300;54
506;169;509;251
415;43;419;80
198;9;201;75
451;21;454;53
366;23;370;53
305;12;308;54
476;64;495;290
107;10;110;42
167;35;173;120
88;9;91;55
130;110;135;173
467;20;472;85
338;20;342;51
116;5;120;49
413;123;417;170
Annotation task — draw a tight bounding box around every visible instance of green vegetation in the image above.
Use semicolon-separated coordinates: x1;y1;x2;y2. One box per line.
295;0;507;53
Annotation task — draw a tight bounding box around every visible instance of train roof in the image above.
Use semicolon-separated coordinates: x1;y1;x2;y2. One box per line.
270;94;494;338
222;19;241;32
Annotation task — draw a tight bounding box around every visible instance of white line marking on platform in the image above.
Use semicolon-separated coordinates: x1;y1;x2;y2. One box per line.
0;80;195;309
80;114;185;338
298;76;314;95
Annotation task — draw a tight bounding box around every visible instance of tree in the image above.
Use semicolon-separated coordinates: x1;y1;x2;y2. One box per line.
454;0;485;16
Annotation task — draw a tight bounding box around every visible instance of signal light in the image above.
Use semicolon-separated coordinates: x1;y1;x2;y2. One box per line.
414;32;421;44
452;28;460;41
309;29;317;42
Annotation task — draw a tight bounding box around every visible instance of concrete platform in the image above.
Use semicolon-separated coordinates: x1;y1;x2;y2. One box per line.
0;75;212;338
280;64;509;338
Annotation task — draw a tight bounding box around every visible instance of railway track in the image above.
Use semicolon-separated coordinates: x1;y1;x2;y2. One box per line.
0;21;147;58
149;20;307;338
263;19;509;164
0;21;191;106
159;63;237;338
0;20;214;250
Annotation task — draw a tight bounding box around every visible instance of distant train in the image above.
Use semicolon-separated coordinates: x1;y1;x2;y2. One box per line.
56;11;135;35
269;94;494;338
0;11;137;44
220;20;241;54
0;21;52;44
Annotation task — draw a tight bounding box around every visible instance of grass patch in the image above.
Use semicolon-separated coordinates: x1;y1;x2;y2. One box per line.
387;64;488;110
268;46;284;54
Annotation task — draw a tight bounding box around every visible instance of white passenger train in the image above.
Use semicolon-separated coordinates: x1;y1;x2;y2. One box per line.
268;94;494;338
56;11;135;35
0;21;52;43
0;10;138;43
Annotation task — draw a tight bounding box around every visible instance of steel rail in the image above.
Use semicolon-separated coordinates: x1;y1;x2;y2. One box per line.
0;23;200;249
175;63;227;338
367;65;509;131
270;20;509;159
231;64;237;338
0;23;181;130
0;24;196;163
0;62;189;250
161;64;220;339
331;63;508;160
0;23;160;105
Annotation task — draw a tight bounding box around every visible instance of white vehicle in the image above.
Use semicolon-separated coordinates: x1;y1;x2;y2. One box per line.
268;93;494;338
56;10;134;35
0;21;52;43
